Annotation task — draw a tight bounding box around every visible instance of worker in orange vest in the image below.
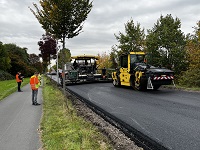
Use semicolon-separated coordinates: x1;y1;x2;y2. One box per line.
16;72;23;92
30;72;40;105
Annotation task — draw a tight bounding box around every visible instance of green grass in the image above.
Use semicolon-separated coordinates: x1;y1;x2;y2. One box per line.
41;77;113;150
163;84;200;92
0;78;30;101
176;85;200;91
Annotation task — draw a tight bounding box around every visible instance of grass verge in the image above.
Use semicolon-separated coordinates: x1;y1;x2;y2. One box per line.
175;85;200;91
163;84;200;92
0;78;29;101
41;77;113;150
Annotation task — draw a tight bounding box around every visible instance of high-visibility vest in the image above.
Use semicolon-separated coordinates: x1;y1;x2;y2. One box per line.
30;75;40;90
38;74;41;81
16;74;22;82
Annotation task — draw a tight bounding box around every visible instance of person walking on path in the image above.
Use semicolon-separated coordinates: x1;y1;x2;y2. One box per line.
30;72;41;105
16;71;23;92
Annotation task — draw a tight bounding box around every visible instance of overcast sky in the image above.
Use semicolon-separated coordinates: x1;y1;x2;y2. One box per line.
0;0;200;57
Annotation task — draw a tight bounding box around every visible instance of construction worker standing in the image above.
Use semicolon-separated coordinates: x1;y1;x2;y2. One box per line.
16;72;23;92
102;67;107;79
30;72;40;105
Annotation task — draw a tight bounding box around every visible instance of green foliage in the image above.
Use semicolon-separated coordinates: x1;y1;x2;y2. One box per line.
109;45;119;69
179;69;200;87
57;48;71;68
5;44;29;64
0;43;42;79
179;21;200;87
146;14;187;74
4;43;30;76
111;19;146;69
29;53;40;64
62;48;71;63
0;42;11;71
115;19;145;54
29;54;43;73
0;70;14;81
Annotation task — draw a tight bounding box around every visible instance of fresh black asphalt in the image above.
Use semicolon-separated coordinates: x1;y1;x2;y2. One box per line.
0;84;42;150
67;82;200;150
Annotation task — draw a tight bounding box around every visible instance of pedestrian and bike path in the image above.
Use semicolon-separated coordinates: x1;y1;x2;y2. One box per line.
0;84;42;150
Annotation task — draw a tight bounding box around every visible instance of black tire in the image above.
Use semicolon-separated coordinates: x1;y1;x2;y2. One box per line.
134;82;143;91
134;78;146;91
130;77;135;89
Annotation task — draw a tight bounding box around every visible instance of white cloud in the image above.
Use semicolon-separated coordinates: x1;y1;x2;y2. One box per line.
0;0;199;57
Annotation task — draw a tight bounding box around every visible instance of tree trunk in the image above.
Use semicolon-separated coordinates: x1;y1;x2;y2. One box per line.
61;36;69;108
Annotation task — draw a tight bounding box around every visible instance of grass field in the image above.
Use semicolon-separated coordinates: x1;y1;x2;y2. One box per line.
41;77;113;150
0;78;29;101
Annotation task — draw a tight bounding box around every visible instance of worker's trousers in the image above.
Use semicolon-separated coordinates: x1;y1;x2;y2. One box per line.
17;82;21;91
32;89;38;104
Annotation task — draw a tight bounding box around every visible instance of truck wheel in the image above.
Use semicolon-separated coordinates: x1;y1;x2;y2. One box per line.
134;79;146;91
134;82;142;91
130;78;135;89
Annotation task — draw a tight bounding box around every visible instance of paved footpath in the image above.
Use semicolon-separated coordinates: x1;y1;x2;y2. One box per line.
0;84;42;150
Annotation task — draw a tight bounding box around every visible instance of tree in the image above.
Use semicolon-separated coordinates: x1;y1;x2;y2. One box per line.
30;0;92;49
97;52;112;69
186;21;200;69
4;43;37;77
146;14;187;74
29;54;43;73
38;33;57;70
109;45;119;69
115;19;145;55
30;0;92;92
0;42;11;71
29;54;40;64
4;44;29;76
57;48;71;69
179;21;200;87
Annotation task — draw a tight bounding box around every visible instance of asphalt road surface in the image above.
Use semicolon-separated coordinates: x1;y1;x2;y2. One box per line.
66;82;200;150
0;84;42;150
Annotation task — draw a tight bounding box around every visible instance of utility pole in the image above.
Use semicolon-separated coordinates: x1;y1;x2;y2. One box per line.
61;45;66;94
56;46;61;84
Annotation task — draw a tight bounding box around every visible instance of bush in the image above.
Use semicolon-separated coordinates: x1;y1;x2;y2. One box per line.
178;68;200;87
0;70;14;81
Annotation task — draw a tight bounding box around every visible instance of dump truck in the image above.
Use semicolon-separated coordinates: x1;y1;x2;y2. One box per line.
112;52;174;90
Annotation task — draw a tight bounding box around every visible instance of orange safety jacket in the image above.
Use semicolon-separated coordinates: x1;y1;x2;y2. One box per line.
30;75;40;90
16;74;22;82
